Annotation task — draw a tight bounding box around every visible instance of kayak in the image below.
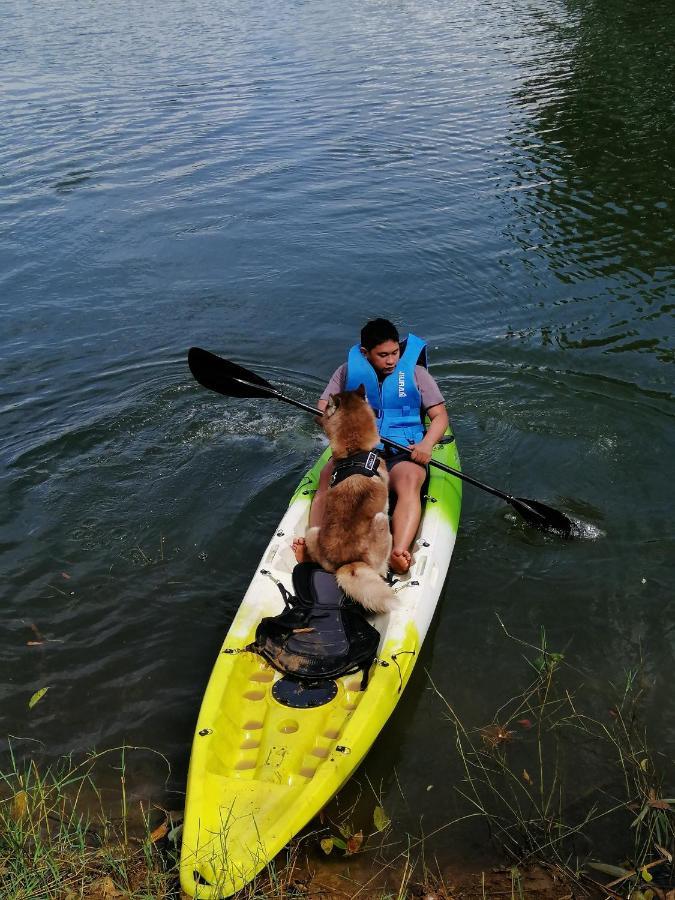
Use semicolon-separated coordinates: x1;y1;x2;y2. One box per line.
179;431;462;898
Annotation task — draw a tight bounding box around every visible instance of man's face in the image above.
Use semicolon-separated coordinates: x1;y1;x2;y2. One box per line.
363;340;400;377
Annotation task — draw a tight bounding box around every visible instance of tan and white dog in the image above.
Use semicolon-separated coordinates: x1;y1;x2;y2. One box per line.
304;386;395;613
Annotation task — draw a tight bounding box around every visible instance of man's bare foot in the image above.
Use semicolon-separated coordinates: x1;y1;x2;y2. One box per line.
390;548;411;574
292;537;310;563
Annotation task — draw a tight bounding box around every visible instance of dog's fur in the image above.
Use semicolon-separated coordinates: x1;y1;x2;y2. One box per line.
304;386;394;613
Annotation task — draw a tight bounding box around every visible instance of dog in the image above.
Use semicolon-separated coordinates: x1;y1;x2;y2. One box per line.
303;385;395;613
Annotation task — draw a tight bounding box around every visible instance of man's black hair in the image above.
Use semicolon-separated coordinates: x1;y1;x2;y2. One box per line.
360;318;399;351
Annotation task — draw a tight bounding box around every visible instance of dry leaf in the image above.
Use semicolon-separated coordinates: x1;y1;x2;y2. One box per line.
88;876;122;899
150;819;169;843
656;844;673;863
320;837;333;855
648;797;671;810
29;623;45;641
587;861;631;879
373;805;391;832
346;830;363;855
11;790;28;821
522;769;532;785
102;877;122;899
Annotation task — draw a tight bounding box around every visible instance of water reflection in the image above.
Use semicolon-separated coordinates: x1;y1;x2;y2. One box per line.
501;0;674;366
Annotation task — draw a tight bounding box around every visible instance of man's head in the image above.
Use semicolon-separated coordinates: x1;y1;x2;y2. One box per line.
360;318;400;377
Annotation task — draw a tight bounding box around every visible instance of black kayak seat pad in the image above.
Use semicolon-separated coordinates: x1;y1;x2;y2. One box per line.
250;562;380;684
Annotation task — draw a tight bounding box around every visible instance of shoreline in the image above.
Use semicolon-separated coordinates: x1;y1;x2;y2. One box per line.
4;647;673;899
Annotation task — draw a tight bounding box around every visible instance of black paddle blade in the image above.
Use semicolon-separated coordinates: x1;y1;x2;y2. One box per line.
509;496;574;537
188;347;275;399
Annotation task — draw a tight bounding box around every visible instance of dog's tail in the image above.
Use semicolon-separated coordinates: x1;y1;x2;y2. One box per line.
335;562;394;614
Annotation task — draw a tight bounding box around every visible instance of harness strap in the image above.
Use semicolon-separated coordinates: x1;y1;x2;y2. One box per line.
330;451;382;488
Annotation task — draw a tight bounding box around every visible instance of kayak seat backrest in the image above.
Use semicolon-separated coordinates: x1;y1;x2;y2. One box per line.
286;569;350;656
250;563;380;683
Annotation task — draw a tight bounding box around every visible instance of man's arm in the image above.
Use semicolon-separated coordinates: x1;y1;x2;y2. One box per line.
408;403;449;465
317;364;345;427
315;397;328;427
319;364;347;403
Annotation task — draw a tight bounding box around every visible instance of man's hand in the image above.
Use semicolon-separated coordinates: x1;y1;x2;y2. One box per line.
408;438;434;465
407;403;449;464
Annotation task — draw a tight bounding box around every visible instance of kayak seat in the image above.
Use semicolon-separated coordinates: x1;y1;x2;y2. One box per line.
249;563;380;688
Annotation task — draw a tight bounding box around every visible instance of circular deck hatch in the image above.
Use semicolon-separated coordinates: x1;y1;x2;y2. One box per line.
272;676;338;709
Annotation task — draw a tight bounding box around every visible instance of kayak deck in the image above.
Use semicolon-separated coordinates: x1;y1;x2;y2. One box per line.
180;436;461;898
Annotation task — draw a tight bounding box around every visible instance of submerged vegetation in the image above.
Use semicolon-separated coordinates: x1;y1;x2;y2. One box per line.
430;619;675;898
2;627;673;898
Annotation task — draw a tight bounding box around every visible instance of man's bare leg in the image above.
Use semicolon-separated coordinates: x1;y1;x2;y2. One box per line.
309;458;334;528
388;461;426;574
292;458;334;562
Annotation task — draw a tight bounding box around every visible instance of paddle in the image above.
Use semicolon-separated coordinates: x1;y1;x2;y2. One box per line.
188;347;574;537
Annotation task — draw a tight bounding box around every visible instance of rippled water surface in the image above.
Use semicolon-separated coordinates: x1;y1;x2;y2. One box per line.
2;0;674;863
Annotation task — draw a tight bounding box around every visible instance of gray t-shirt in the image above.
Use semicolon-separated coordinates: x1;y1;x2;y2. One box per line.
320;363;445;412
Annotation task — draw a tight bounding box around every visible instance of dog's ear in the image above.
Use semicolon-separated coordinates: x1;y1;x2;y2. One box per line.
326;393;340;416
355;383;366;399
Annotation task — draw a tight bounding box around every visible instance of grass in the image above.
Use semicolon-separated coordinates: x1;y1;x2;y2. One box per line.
2;623;673;899
0;745;179;900
0;741;545;900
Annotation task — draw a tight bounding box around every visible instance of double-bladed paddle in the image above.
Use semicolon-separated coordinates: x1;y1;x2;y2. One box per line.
187;347;574;537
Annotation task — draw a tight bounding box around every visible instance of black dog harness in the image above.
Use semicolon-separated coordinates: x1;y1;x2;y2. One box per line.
330;451;382;488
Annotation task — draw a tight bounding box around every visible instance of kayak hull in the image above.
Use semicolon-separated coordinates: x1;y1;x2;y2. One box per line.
180;435;461;898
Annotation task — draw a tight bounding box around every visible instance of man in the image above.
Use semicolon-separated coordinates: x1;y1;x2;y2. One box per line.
296;318;448;574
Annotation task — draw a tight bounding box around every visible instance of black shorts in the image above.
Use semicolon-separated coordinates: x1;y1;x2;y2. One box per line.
383;447;428;472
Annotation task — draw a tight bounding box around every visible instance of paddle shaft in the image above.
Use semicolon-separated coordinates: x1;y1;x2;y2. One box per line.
188;347;574;534
228;374;517;504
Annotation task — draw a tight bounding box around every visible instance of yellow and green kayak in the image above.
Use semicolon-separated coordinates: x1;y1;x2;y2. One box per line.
180;433;462;898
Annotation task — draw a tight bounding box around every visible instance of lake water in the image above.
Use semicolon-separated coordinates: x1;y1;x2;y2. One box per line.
1;0;673;869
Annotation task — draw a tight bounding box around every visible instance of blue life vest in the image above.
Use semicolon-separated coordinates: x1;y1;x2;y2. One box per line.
345;333;427;447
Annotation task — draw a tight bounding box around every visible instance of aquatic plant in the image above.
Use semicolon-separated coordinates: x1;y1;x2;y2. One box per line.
429;618;675;897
